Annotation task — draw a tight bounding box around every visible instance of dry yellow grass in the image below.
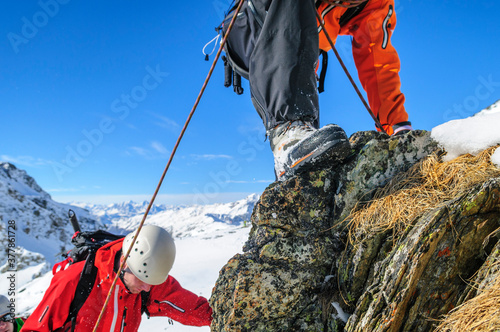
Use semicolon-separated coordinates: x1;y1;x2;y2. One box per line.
434;255;500;332
347;146;500;246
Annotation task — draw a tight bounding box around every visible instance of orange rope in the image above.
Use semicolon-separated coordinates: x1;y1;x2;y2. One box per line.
91;1;245;331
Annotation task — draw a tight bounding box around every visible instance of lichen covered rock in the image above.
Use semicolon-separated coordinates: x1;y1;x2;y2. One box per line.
344;177;500;331
211;168;344;331
209;130;500;332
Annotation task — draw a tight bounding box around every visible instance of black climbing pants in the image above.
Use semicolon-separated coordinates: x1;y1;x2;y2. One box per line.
224;0;320;131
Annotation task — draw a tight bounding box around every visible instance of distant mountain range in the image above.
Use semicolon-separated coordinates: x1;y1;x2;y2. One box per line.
71;194;259;237
71;193;259;238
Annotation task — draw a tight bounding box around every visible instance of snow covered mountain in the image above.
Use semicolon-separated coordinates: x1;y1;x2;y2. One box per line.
0;162;100;266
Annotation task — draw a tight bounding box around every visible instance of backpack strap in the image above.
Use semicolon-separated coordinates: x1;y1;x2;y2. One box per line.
316;1;368;27
13;317;25;332
318;50;329;93
66;251;98;332
141;291;151;318
339;1;368;27
52;257;73;275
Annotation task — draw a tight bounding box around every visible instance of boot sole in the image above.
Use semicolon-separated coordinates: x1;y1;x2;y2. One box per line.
279;137;351;180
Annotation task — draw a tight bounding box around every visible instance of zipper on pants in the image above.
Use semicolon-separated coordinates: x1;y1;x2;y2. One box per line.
382;5;394;49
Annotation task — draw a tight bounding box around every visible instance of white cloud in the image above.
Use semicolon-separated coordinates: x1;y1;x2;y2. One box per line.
127;141;169;159
147;112;179;130
128;146;150;157
190;154;233;161
237;123;266;136
151;141;169;155
46;187;80;193
226;179;273;184
0;155;52;168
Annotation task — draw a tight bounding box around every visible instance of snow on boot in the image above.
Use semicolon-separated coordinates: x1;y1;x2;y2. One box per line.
268;121;351;180
269;121;317;177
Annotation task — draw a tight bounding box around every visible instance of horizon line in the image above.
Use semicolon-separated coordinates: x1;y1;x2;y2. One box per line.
51;192;258;206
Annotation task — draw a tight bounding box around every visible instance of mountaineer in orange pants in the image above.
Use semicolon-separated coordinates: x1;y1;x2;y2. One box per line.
222;0;412;179
317;0;410;136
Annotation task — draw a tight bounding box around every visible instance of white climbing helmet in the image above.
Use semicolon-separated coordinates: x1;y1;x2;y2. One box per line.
122;225;176;285
0;294;11;317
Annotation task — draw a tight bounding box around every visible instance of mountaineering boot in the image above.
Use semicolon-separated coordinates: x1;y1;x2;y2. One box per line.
268;120;351;180
392;121;413;136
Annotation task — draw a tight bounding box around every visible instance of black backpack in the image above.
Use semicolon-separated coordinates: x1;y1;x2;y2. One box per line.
53;210;150;332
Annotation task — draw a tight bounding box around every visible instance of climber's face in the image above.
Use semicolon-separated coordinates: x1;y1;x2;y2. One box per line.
0;313;14;332
122;264;152;294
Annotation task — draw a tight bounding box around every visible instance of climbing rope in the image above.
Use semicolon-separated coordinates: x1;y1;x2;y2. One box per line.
314;9;387;134
91;1;245;331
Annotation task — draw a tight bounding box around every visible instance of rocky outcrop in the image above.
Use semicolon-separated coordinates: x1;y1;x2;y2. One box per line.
209;131;500;331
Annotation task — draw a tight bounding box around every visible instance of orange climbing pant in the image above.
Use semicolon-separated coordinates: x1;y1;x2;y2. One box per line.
317;0;408;135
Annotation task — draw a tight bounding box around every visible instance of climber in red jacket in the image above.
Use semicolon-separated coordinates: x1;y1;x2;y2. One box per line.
222;0;412;179
22;225;212;332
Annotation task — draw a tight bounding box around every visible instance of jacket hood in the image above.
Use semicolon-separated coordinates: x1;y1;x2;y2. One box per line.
94;238;127;290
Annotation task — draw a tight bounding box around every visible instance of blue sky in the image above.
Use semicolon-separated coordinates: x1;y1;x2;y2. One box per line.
1;0;499;205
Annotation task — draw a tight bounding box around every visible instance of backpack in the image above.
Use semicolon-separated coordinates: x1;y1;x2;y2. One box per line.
52;210;150;332
218;0;250;95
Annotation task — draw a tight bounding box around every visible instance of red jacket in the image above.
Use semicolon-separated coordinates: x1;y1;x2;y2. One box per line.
22;239;212;331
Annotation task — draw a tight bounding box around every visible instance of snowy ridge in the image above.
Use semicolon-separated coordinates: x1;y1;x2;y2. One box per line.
0;163;100;266
432;99;500;163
